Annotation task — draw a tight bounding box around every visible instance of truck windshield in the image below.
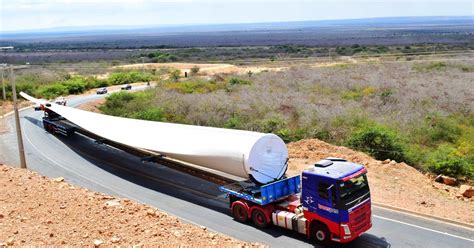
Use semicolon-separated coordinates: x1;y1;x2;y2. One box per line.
338;174;369;207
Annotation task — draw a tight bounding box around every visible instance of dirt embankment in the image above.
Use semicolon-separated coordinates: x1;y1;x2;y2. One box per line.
0;101;31;134
287;139;474;224
0;165;264;247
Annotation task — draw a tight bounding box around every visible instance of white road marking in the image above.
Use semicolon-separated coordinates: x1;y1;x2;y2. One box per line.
373;215;474;242
22;117;114;193
373;205;474;231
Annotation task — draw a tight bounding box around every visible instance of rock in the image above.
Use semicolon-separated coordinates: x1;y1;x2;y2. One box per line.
46;220;53;224
101;195;115;200
441;175;457;186
13;230;18;234
200;225;207;230
382;159;390;164
389;160;397;165
146;209;156;217
93;239;103;247
6;238;14;246
110;236;121;244
0;242;6;247
459;185;474;198
0;214;4;219
52;177;64;182
434;174;443;183
209;233;217;239
104;200;121;207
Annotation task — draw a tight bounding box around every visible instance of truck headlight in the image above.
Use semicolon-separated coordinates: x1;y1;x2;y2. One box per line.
341;223;351;236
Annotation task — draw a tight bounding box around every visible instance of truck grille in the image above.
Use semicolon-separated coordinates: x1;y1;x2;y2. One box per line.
349;201;371;234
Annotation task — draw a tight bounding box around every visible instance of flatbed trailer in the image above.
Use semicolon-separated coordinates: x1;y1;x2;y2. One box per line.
39;107;372;245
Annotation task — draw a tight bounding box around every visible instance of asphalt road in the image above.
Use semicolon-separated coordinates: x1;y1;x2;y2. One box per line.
1;91;473;248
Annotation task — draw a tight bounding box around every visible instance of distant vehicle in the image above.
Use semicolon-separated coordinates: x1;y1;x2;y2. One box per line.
121;84;132;90
54;97;67;106
96;87;108;94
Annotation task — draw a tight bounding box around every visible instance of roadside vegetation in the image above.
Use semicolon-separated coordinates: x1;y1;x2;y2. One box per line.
1;70;156;100
100;60;474;180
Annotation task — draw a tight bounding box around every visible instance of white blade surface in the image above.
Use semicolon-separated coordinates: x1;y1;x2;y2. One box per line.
21;92;288;183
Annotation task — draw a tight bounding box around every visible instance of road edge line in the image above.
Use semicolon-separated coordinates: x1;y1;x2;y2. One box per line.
0;105;33;119
373;202;474;230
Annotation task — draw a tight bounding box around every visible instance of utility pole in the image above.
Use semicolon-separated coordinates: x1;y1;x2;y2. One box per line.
10;67;27;169
1;68;5;100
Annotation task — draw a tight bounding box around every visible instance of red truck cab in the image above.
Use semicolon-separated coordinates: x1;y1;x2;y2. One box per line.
221;157;371;245
301;158;371;244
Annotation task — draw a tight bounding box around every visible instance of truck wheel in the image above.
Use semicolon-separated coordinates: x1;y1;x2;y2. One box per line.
252;209;269;228
311;223;330;245
232;204;248;223
46;124;52;133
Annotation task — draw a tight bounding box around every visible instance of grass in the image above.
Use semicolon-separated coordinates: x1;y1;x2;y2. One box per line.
413;61;474;73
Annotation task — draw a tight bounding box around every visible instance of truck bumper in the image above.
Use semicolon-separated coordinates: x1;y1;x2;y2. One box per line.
332;222;372;243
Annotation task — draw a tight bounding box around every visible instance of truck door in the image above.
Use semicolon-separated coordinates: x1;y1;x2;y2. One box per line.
315;181;340;223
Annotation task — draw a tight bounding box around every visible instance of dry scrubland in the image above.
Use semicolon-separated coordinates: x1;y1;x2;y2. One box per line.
100;57;474;180
0;165;264;247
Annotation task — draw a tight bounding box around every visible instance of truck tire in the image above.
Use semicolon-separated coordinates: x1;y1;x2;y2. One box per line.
252;209;269;228
311;223;330;245
232;203;248;223
45;124;53;133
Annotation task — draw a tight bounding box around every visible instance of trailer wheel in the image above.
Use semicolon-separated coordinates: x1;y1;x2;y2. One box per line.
45;124;52;133
252;209;269;228
232;203;248;223
311;223;330;245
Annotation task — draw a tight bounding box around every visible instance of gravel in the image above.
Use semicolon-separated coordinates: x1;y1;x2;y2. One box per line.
0;165;265;247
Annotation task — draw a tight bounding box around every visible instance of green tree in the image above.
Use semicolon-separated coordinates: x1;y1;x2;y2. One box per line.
190;66;200;75
347;125;407;162
169;69;181;82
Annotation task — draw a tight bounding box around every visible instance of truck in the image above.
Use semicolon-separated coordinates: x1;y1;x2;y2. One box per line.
35;102;372;245
38;104;76;136
220;158;371;244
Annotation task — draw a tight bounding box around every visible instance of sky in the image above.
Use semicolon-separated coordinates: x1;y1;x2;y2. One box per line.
1;0;473;32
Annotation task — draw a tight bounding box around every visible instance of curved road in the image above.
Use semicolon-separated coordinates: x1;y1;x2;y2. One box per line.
1;92;473;247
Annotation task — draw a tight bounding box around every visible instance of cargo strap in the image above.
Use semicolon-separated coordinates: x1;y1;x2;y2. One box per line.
250;157;289;182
